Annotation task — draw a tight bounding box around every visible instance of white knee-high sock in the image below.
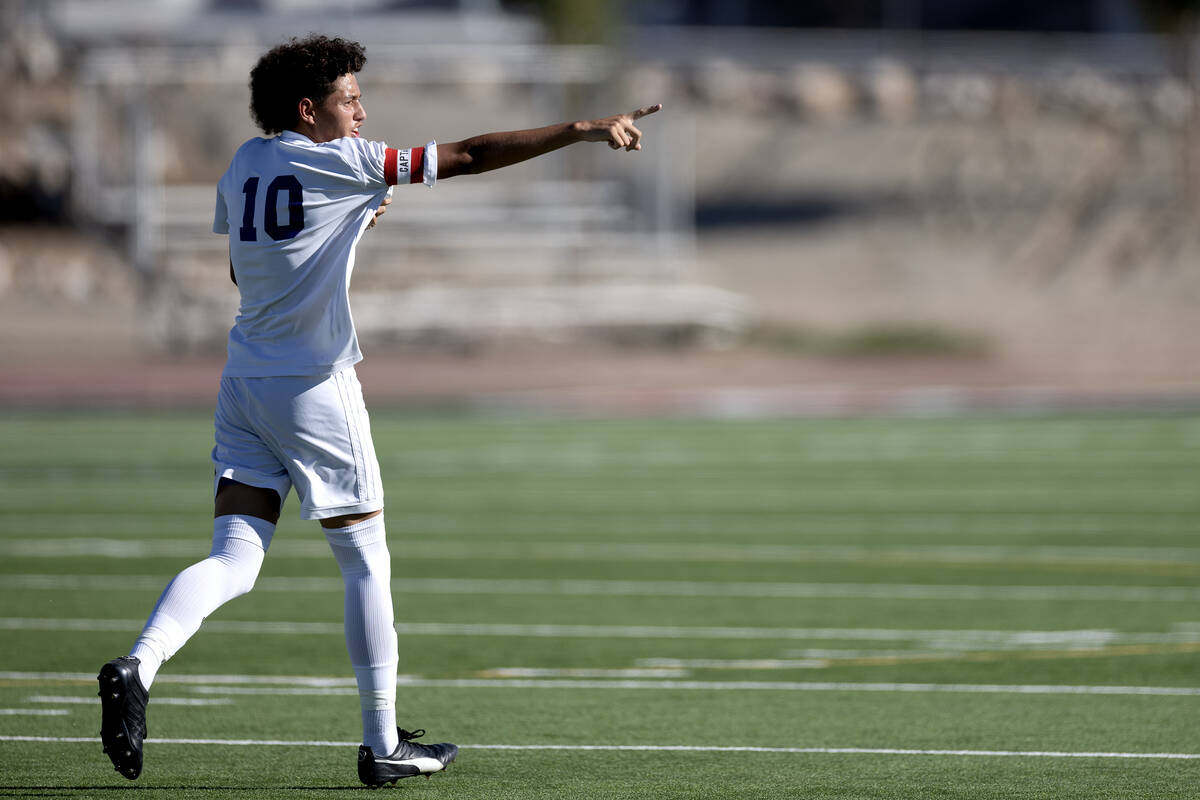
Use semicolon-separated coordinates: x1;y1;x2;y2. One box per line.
324;515;398;755
129;515;274;689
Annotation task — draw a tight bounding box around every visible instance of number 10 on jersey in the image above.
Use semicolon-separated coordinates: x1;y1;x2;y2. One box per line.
240;175;305;242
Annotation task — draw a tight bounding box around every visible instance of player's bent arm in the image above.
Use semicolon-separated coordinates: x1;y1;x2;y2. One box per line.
435;104;662;180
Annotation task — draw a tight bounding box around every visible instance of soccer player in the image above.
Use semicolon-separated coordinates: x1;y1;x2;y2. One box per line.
97;34;660;787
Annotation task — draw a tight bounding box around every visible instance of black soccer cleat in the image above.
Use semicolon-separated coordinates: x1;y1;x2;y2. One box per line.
98;656;149;780
357;728;458;787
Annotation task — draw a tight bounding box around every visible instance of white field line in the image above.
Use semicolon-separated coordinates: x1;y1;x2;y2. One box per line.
7;511;1200;537
10;574;1200;603
0;709;68;716
0;735;1196;760
5;539;1200;565
477;668;690;679
27;695;231;706
0;671;364;687
399;517;1200;536
381;507;1200;528
4;617;1200;647
1;671;1196;697
636;658;838;670
185;679;1200;697
372;445;1200;468
24;471;1197;500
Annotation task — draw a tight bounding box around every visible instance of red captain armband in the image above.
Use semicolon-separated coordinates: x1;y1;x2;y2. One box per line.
384;146;426;186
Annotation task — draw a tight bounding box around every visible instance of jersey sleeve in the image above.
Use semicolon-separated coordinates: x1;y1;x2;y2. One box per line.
212;184;230;234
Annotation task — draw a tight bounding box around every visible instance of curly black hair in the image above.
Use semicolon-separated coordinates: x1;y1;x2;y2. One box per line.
249;35;367;135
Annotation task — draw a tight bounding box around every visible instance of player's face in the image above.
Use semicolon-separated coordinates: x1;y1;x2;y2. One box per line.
309;73;366;143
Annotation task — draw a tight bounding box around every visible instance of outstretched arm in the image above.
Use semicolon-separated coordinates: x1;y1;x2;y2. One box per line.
436;104;662;180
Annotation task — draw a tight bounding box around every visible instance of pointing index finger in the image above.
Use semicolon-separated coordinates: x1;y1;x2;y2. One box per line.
631;103;663;120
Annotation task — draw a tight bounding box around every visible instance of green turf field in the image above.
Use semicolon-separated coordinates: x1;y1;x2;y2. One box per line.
1;412;1198;799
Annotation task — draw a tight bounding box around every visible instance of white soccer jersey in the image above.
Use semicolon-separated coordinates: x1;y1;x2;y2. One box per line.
213;131;436;377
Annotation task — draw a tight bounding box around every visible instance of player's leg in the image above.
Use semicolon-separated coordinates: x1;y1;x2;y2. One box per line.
281;368;453;784
99;377;290;780
294;369;396;755
321;510;457;785
320;510;398;755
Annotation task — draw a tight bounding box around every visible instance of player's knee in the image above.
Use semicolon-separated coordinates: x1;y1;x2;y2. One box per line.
227;569;259;597
230;553;262;595
209;539;266;597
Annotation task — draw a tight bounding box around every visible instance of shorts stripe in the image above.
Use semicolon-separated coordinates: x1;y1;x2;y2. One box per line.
336;370;378;505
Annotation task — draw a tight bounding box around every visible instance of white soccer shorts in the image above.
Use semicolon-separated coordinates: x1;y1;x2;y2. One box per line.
212;367;384;520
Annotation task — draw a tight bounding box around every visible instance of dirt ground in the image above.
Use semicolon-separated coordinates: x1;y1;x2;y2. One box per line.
2;292;1196;416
